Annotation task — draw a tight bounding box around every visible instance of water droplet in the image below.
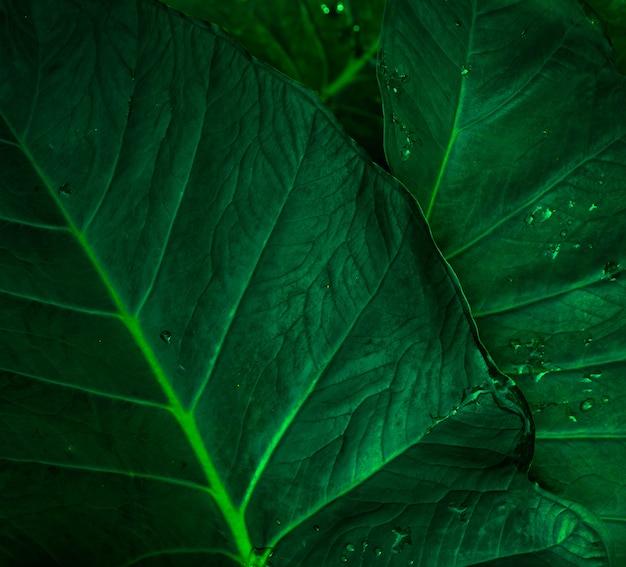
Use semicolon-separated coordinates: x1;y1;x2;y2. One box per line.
275;519;281;525
603;261;621;281
386;69;410;95
584;336;593;347
177;364;186;376
455;20;462;27
400;145;412;161
320;3;331;14
508;338;521;351
568;199;575;208
345;543;355;552
542;128;549;136
391;526;412;553
448;503;467;514
461;64;470;75
340;555;348;563
560;229;568;237
546;243;561;260
361;541;368;552
589;203;598;211
540;207;555;221
160;330;172;344
313;525;320;532
580;398;595;412
602;396;610;403
58;183;72;196
374;547;383;557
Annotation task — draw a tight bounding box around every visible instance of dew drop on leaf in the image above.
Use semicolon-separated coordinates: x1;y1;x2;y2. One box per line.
345;543;355;552
386;69;410;96
313;525;320;532
374;547;383;557
603;261;621;281
340;555;348;563
580;398;595;412
160;330;172;344
58;182;72;196
508;338;521;351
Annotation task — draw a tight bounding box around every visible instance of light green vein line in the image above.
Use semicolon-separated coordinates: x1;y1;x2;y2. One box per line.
472;276;600;318
320;38;379;102
2;367;170;408
4;457;210;492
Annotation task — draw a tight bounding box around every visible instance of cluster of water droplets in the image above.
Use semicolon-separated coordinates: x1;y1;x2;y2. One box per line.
390;112;419;162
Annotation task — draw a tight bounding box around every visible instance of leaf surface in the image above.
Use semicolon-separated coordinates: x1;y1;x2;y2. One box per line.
379;0;626;563
161;0;387;166
0;0;609;565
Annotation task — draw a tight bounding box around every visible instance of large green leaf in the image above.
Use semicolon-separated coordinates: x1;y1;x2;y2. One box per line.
0;0;611;565
379;0;626;563
161;0;387;167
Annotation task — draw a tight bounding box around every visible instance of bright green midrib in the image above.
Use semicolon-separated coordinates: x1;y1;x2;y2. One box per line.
123;314;252;563
425;128;458;220
30;155;253;564
77;233;253;564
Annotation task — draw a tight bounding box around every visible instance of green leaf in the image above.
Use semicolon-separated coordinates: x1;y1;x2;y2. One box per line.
379;0;626;563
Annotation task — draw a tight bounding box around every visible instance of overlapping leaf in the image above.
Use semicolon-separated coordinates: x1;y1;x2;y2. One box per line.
379;0;626;563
